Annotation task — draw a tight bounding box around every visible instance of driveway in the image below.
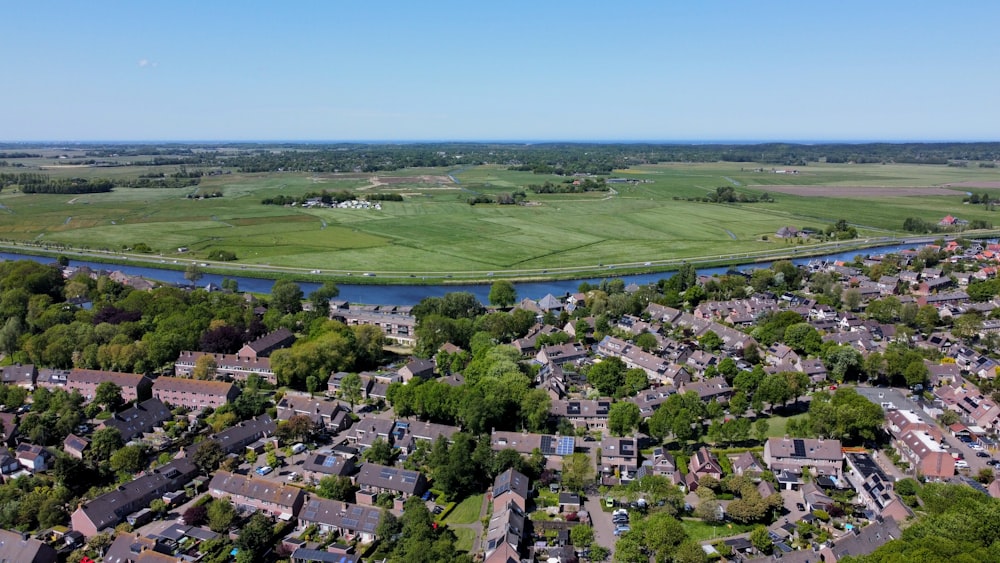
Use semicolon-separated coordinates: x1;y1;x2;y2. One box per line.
583;495;615;560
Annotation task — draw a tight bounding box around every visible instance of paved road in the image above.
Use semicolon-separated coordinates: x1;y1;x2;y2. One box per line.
583;495;615;560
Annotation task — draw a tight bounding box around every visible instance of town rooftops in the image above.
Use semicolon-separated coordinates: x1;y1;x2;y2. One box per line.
767;437;843;461
355;463;425;495
101;398;171;442
209;471;303;510
152;376;237;395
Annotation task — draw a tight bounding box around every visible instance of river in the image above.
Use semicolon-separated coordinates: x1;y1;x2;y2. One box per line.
0;242;930;305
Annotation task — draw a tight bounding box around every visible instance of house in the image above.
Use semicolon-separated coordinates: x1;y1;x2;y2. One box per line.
331;302;416;345
72;458;198;536
0;448;20;475
600;437;639;480
0;412;18;447
550;399;611;430
297;497;385;544
63;369;153;403
291;547;360;563
174;351;276;384
104;532;177;563
678;377;732;403
238;327;295;358
801;482;835;512
301;453;358;484
354;463;427;505
345;416;396;450
558;492;581;513
16;443;49;472
0;363;36;388
100;398;172;443
0;527;58;563
277;394;352;434
151;377;240;410
763;437;844;479
492;468;530;513
687;446;723;487
398;358;435;382
483;502;526;563
818;518;901;562
536;342;588;366
489;432;576;469
206;415;277;455
209;471;305;520
63;434;90;460
730;451;764;477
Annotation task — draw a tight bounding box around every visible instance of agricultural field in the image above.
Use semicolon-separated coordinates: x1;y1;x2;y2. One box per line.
1;155;1000;281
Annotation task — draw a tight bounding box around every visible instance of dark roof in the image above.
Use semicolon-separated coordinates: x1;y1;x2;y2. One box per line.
355;463;425;495
208;471;304;510
493;468;530;501
244;328;295;355
299;497;383;535
207;414;276;453
152;376;238;396
102;398;171;442
290;547;359;563
302;453;356;477
0;527;57;563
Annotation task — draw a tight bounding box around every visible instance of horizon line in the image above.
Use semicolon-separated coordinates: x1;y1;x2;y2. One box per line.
3;138;1000;145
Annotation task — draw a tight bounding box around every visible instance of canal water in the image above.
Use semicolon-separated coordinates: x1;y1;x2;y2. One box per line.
0;242;925;305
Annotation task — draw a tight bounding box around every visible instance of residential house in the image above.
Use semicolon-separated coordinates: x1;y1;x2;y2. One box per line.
104;532;177;563
600;437;639;481
678;377;732;403
277;394;352;434
71;458;198;536
398;358;435;382
174;351;276;384
63;434;90;460
730;451;764;477
206;415;277;455
345;415;396;450
151;377;240;410
64;369;152;403
491;468;530;513
16;443;49;472
763;437;844;479
0;364;36;388
536;343;588;366
209;470;305;520
0;412;18;447
550;399;611;430
686;446;723;489
818;518;901;562
489;431;576;470
101;398;172;443
297;497;385;544
301;453;358;485
330;302;416;346
354;463;427;506
238;328;295;358
0;527;58;563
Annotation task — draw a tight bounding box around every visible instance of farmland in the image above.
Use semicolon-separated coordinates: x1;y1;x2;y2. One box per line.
1;146;1000;282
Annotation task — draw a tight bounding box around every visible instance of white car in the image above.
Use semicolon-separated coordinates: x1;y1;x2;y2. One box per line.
955;460;969;469
970;444;984;451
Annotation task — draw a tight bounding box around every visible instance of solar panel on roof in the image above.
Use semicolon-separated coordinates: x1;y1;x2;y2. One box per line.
556;436;575;456
380;468;395;478
792;439;806;458
322;456;336;467
343;518;359;528
540;435;555;455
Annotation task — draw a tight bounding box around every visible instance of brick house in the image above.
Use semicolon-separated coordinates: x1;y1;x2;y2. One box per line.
64;369;153;403
209;470;305;520
174;351;276;384
151;377;240;410
238;328;295;359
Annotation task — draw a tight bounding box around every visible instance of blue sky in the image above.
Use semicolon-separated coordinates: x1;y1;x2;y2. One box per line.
2;1;997;142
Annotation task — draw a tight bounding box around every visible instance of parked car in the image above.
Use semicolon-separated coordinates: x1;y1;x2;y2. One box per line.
977;451;990;458
955;460;969;469
614;525;631;536
795;503;806;512
255;466;273;476
287;471;299;481
988;459;1000;467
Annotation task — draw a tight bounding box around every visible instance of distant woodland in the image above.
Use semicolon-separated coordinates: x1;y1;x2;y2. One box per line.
3;142;1000;176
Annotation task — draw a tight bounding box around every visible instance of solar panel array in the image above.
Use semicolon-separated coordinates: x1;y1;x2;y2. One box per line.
322;455;337;468
792;439;806;458
540;435;556;455
556;436;575;456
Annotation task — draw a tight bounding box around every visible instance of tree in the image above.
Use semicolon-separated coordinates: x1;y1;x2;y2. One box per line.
754;419;770;443
94;381;124;412
109;444;147;473
698;330;723;352
207;498;236;533
235;513;273;563
783;323;822;355
318;475;357;502
750;525;773;553
608;402;641;436
622;368;650;396
183;504;207;526
193;354;218;380
570;525;595;549
149;498;169;518
586;357;626;396
184;262;203;286
88;427;124;464
270;279;303;314
192;440;225;472
561;453;595;492
843;288;862;311
309;281;340;315
520;388;552;432
364;437;395;466
488;280;517;308
340;373;363;409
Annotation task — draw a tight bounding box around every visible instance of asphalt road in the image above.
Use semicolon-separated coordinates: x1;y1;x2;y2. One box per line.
583;495;616;560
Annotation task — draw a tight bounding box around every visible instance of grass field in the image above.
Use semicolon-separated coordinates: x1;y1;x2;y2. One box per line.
451;526;478;553
680;518;757;541
443;494;484;525
2;159;1000;280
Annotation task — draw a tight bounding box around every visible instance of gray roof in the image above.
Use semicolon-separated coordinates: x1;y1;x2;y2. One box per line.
355;463;426;495
209;471;304;511
492;468;530;502
207;415;276;454
299;497;384;535
102;398;171;442
0;527;57;563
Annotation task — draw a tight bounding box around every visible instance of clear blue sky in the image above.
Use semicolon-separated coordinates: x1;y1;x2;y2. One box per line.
3;1;998;142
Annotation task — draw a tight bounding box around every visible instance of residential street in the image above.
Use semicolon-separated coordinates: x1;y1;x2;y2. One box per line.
583;495;615;560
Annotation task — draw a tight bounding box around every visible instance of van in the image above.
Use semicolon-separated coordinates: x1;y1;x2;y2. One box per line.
291;443;307;455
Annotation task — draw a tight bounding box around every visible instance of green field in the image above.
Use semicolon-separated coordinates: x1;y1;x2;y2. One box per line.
2;157;1000;281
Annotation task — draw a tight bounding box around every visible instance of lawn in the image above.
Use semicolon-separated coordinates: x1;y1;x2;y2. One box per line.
680;518;757;541
765;413;810;438
443;494;484;525
451;526;478;553
3;160;1000;279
